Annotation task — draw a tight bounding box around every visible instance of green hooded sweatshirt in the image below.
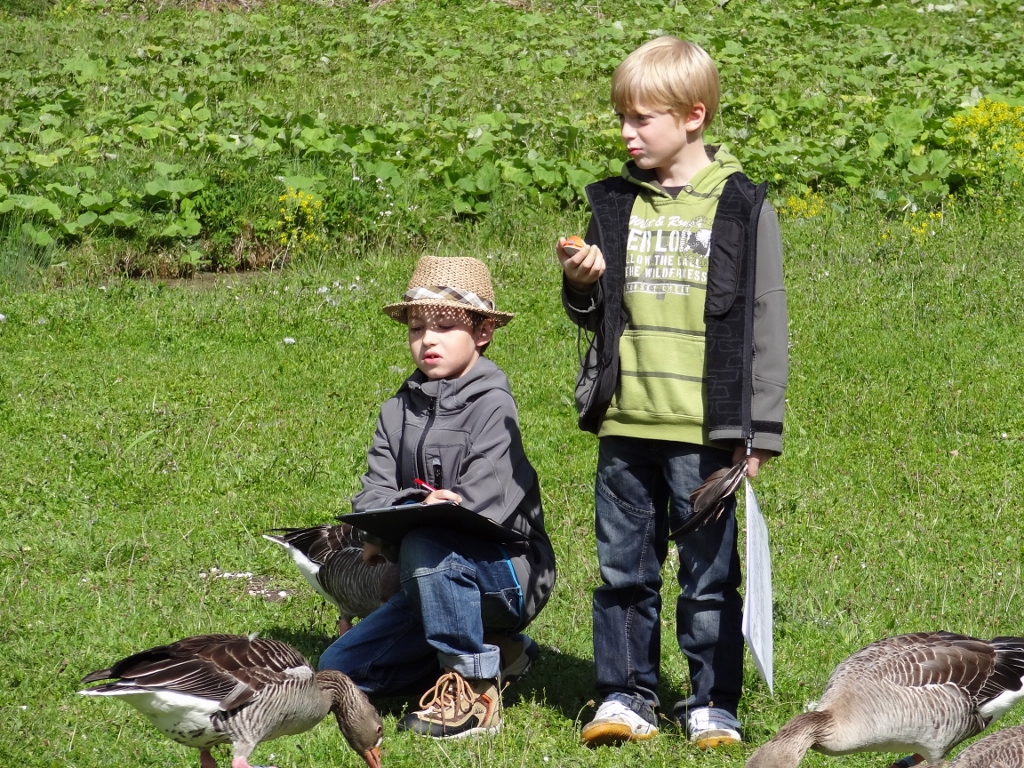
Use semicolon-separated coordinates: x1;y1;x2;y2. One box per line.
599;146;744;444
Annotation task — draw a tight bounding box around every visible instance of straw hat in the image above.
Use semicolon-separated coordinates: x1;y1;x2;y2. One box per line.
382;256;514;327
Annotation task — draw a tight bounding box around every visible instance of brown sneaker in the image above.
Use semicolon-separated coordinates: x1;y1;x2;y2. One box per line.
398;671;501;739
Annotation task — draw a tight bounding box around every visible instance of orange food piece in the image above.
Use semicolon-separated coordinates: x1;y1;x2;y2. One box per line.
563;235;585;254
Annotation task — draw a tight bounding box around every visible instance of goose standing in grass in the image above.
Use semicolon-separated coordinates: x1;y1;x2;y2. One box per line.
79;634;383;768
263;523;400;635
746;631;1024;767
948;724;1024;767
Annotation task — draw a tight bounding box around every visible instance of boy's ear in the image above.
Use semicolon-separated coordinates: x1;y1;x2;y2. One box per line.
683;102;707;132
475;318;495;348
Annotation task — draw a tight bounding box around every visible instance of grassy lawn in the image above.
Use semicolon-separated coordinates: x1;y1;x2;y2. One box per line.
3;1;1024;767
5;199;1024;767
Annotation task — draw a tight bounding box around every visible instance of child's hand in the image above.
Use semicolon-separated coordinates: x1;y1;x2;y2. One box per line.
557;236;605;290
731;446;774;478
424;488;463;505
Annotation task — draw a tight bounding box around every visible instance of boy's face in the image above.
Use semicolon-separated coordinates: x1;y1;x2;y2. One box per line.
618;105;694;172
407;306;494;380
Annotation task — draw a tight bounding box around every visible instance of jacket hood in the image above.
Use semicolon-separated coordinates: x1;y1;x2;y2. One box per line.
621;145;744;199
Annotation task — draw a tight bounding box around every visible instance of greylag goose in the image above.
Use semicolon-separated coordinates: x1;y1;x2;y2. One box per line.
79;634;383;768
948;724;1024;767
746;631;1024;767
263;524;400;635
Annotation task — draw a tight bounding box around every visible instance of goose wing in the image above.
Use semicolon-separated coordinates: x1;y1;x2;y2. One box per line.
827;632;998;696
81;634;313;711
317;547;400;619
265;524;363;565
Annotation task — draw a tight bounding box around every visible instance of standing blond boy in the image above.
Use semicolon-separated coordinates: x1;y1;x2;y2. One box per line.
557;37;788;747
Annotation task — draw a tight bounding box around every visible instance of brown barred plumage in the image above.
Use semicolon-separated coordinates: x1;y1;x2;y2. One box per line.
263;523;400;635
746;632;1024;767
948;724;1024;767
80;634;382;768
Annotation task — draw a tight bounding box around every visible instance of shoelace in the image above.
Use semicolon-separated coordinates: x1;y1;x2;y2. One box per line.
417;671;476;723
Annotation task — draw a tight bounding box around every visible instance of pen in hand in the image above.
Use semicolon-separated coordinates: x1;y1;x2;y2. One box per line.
415;478;462;505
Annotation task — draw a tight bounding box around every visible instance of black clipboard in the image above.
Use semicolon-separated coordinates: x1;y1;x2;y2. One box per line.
343;502;529;545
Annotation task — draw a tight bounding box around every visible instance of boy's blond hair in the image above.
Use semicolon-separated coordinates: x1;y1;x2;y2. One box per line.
611;36;720;131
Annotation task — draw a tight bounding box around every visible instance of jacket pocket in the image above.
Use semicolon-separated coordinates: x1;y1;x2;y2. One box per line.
705;218;743;318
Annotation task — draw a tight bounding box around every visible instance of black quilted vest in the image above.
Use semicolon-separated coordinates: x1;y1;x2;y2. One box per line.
579;172;772;442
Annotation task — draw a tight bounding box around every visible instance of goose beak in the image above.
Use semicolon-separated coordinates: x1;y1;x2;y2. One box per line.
362;745;382;768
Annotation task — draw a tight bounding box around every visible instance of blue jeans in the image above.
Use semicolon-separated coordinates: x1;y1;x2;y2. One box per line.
592;436;743;725
318;528;525;694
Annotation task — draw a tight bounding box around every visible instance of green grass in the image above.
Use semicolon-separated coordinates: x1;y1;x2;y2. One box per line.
4;1;1024;766
4;196;1024;767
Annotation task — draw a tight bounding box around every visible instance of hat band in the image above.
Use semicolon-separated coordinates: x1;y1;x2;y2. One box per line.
403;285;495;312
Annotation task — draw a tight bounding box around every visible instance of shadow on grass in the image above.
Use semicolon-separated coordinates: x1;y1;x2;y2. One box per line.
263;625;689;729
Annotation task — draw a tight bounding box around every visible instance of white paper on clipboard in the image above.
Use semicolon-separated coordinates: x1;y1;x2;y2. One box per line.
741;477;774;695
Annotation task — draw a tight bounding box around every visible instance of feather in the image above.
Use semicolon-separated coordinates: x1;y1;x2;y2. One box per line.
669;460;746;540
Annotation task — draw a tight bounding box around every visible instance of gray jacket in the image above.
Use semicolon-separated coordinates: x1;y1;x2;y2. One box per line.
351;357;555;624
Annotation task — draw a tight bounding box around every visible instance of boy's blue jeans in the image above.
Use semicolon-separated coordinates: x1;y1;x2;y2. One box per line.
318;527;524;694
593;436;743;726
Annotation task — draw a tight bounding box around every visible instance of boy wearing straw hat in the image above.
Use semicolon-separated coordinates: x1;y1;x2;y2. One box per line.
319;256;555;740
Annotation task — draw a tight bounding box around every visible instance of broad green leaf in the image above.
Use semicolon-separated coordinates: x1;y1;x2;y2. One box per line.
279;175;320;191
28;151;67;169
868;132;890;159
541;56;568;75
0;194;62;221
21;222;54;247
130;125;161;141
44;183;80;200
60;211;98;235
79;191;116;212
38;128;63;146
98;211;142;228
153;162;185;177
884;108;925;142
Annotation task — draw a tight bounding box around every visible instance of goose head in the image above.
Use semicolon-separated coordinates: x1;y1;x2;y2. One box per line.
318;670;383;768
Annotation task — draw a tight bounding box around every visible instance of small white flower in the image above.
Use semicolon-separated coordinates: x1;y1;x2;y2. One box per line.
283;337;296;344
0;314;6;322
316;286;329;294
353;175;361;181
